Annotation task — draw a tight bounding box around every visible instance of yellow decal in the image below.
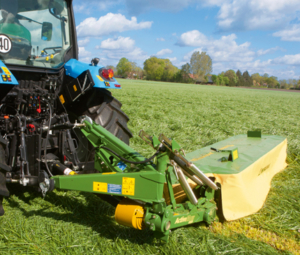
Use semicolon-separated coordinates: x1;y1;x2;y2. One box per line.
73;85;77;92
191;152;213;162
175;215;195;224
2;67;10;75
219;145;234;150
232;150;238;160
46;56;49;61
96;75;104;82
102;172;116;175
122;177;135;196
59;94;65;104
50;54;54;59
93;182;108;192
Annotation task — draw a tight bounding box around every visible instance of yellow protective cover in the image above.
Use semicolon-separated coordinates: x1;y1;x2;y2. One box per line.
207;139;287;221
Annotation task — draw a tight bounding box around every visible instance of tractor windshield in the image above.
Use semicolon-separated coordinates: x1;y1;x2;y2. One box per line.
0;0;71;69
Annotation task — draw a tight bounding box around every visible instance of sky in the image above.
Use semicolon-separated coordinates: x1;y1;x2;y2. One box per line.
73;0;300;80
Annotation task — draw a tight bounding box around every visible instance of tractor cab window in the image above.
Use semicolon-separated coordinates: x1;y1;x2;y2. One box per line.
0;0;71;69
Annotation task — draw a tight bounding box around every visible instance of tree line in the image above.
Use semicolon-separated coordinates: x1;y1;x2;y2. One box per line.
111;52;300;89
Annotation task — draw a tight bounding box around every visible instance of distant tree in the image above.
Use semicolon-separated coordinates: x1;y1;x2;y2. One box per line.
181;63;191;76
162;59;179;81
251;73;263;86
143;57;178;81
211;74;218;84
177;63;193;83
288;79;298;89
263;73;269;78
127;62;144;79
236;70;244;86
218;74;224;85
143;56;165;81
116;58;132;78
223;76;230;86
190;51;212;82
243;71;252;87
224;70;238;86
266;76;279;88
279;80;288;89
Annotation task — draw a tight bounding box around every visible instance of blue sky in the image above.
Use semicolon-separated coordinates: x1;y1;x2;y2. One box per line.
73;0;300;80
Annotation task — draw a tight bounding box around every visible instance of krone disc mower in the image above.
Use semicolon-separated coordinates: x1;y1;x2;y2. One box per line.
50;119;287;241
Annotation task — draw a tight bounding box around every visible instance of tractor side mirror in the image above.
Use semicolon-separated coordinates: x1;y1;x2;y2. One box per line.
41;22;53;41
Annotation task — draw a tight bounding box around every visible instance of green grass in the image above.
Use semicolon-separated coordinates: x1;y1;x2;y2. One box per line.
1;79;300;254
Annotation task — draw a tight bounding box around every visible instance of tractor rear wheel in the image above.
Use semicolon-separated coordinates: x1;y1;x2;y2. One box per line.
66;89;133;162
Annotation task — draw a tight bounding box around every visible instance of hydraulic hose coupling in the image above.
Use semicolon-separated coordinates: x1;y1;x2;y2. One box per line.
115;198;145;230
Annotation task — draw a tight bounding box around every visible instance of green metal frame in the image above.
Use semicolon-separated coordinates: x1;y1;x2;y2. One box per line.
52;120;217;241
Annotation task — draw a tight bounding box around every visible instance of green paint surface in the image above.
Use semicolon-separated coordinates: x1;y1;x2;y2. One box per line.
186;134;286;174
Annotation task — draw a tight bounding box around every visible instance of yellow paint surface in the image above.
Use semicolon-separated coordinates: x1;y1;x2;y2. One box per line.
122;177;135;196
93;182;108;193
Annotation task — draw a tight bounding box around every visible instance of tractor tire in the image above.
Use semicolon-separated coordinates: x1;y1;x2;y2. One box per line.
84;91;132;145
66;89;133;162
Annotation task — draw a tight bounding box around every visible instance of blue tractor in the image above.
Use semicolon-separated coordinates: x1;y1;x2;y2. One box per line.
0;0;132;215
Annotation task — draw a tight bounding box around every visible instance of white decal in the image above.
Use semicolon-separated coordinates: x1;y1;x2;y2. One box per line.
0;34;12;54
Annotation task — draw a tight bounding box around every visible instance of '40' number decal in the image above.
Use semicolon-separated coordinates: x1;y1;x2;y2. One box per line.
0;34;12;54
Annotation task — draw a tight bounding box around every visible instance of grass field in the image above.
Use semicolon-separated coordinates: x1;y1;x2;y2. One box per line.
1;79;300;254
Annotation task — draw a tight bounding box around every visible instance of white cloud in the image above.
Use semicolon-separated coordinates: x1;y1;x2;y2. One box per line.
272;54;300;66
167;57;177;63
78;46;92;63
78;38;90;47
178;30;255;62
273;24;300;42
257;47;282;56
97;36;149;62
214;0;300;31
104;47;149;61
76;13;152;37
156;48;173;56
156;37;165;41
97;36;135;51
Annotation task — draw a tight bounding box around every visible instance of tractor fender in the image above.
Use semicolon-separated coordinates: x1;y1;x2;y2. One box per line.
64;59;121;89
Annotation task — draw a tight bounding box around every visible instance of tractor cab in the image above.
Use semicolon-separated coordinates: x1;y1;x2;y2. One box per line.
0;0;76;70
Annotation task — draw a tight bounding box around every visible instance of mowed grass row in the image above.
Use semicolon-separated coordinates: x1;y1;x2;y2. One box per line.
1;79;299;254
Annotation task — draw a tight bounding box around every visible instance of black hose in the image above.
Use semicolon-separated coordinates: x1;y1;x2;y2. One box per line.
100;146;159;165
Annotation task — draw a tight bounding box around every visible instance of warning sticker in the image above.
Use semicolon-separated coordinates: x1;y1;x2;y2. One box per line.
108;184;122;194
2;67;10;75
59;94;65;104
93;182;107;193
122;177;135;196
